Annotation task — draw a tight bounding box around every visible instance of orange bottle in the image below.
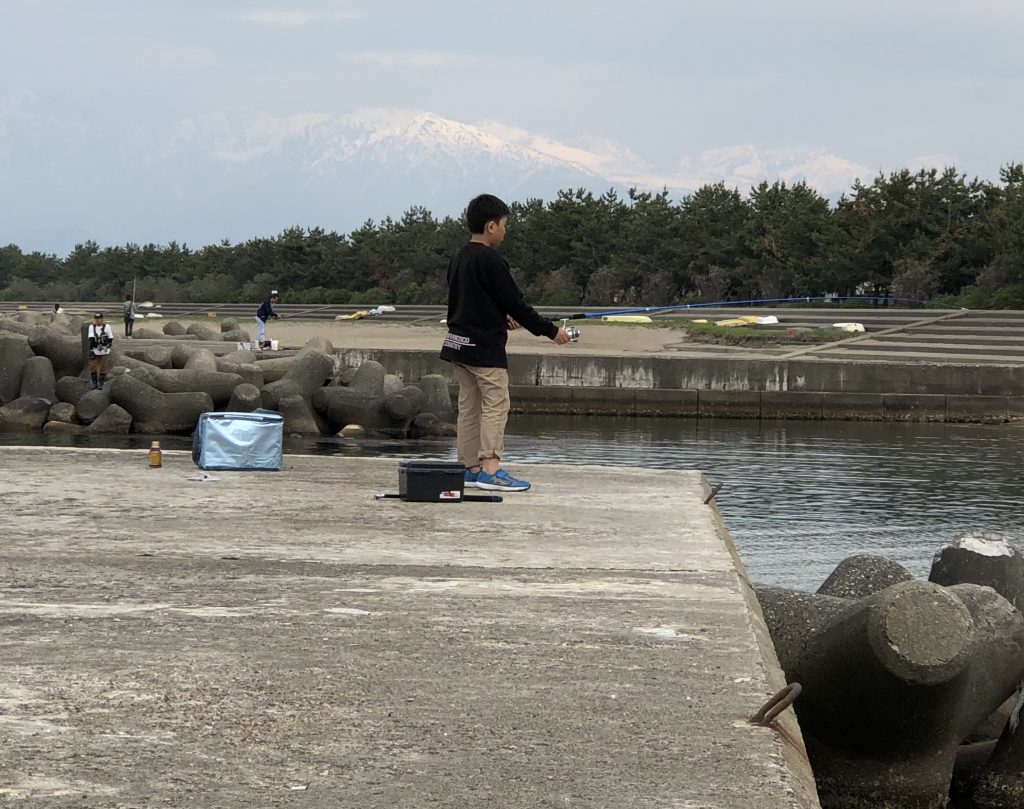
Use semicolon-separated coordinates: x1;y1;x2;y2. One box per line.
148;440;162;468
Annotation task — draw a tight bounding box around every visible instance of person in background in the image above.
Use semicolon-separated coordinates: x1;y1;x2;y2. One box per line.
87;311;114;389
52;303;64;315
255;290;280;350
123;294;137;336
440;193;571;493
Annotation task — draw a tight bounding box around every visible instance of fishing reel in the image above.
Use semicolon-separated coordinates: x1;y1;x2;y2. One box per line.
561;319;580;342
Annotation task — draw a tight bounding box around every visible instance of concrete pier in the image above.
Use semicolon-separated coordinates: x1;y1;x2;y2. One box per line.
0;447;818;808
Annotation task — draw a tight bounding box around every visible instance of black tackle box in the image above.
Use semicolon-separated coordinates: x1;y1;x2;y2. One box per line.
398;460;466;503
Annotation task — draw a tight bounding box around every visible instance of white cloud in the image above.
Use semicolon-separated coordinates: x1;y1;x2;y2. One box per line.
169;110;334;164
0;88;36;120
881;0;1024;13
123;40;218;70
345;107;427;129
339;50;479;69
244;9;312;26
242;8;361;26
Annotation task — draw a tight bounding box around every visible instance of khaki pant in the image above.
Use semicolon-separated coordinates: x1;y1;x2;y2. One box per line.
453;364;510;467
88;354;109;375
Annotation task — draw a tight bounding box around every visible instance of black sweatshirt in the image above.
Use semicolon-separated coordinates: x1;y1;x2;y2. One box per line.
439;242;558;369
256;297;277;322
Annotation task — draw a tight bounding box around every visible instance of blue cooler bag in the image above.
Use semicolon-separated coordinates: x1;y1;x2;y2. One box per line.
192;410;284;471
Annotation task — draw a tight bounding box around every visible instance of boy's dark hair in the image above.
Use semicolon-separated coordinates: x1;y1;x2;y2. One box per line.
466;194;511;234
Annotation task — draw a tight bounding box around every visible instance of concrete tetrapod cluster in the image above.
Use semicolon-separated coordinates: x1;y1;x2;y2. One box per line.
0;312;456;439
755;535;1024;809
311;359;455;439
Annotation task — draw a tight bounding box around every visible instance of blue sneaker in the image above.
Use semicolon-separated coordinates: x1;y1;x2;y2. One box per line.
464;469;479;489
476;469;531;492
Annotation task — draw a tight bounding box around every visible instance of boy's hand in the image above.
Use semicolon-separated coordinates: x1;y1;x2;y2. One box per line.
552;328;572;345
506;316;520;331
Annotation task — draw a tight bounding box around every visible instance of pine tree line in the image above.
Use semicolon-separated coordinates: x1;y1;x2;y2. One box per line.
3;165;1024;308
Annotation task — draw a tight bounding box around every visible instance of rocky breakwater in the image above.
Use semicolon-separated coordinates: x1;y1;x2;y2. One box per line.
312;359;455;439
755;534;1024;809
0;313;456;439
0;311;131;434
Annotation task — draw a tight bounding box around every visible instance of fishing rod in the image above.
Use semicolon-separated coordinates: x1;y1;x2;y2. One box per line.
555;295;965;321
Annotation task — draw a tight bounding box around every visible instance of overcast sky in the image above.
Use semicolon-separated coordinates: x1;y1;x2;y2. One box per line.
5;0;1023;168
2;0;1023;251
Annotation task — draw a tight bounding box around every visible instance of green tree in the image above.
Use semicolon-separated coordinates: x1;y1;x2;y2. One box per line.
618;188;688;300
678;183;750;300
0;244;23;289
971;163;1024;306
743;181;835;297
7;166;1024;309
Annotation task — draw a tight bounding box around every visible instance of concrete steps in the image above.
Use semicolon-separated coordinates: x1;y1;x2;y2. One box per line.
812;347;1024;364
827;340;1024;359
870;333;1024;345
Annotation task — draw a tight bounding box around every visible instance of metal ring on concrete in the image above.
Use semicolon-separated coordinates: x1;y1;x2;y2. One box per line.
703;482;723;505
749;683;802;727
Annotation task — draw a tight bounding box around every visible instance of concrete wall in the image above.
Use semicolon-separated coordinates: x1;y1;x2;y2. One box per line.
335;348;1022;423
700;474;822;809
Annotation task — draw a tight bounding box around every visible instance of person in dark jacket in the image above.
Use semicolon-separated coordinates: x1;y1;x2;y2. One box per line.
255;291;279;350
440;194;570;492
123;295;137;336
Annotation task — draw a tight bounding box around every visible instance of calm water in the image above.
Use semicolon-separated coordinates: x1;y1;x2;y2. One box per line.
5;417;1022;591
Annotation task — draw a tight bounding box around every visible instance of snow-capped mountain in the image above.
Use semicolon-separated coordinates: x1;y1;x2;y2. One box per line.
670;145;872;195
472;118;872;196
0;103;877;254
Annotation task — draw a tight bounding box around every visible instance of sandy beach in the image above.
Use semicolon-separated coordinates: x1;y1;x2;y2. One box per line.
247;318;696;356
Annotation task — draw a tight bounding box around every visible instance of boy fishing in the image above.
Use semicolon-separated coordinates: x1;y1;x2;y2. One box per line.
440;194;571;492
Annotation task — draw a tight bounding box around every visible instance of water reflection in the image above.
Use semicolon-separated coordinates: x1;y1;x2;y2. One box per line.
497;417;1024;592
5;417;1023;592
